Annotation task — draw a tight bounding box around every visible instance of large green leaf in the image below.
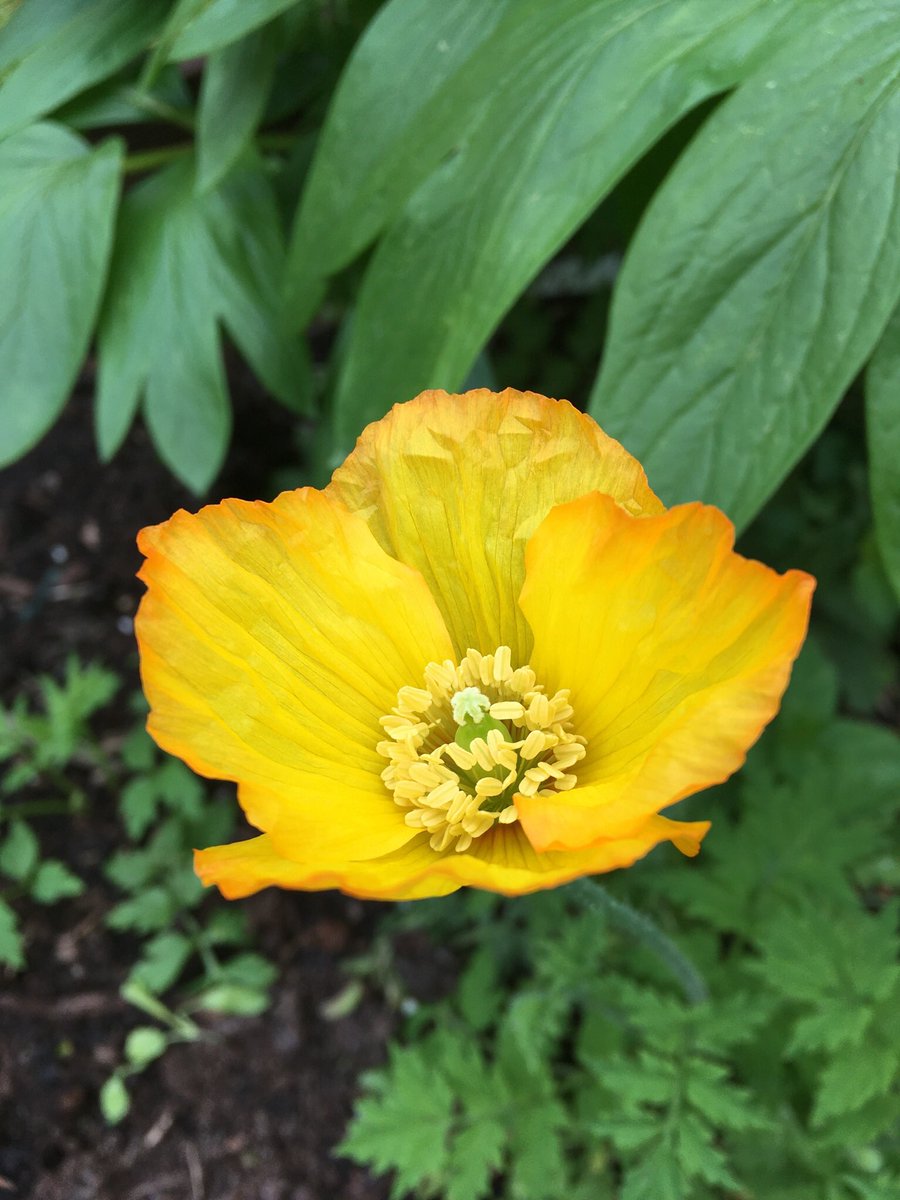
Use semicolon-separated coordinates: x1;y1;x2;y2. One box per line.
0;123;121;467
285;0;514;320
0;0;167;139
867;304;900;603
196;21;280;193
165;0;305;61
589;0;900;528
96;156;309;492
328;0;802;450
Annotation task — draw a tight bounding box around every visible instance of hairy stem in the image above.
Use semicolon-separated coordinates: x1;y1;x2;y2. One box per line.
569;877;709;1006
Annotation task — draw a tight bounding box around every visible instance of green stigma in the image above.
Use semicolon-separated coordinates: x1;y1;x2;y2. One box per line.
451;687;490;725
451;687;511;751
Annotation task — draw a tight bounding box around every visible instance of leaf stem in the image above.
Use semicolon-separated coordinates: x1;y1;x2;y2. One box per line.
568;878;708;1006
123;88;196;132
122;131;297;176
123;144;194;174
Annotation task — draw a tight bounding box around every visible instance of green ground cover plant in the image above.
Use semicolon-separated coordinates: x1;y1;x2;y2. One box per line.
0;657;114;967
0;657;279;1124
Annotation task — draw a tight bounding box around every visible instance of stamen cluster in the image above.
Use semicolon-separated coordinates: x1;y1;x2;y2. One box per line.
377;647;586;853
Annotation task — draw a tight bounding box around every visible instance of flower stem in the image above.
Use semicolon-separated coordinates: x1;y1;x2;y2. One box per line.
568;878;708;1006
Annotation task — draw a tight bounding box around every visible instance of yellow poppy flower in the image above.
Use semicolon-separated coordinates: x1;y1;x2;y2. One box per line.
135;389;814;902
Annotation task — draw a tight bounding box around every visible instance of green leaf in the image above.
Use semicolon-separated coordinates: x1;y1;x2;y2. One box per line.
124;1025;168;1067
329;0;800;449
506;1098;569;1200
105;846;156;892
203;908;248;946
620;1143;682;1200
31;860;84;903
445;1120;505;1200
455;944;504;1032
585;983;768;1197
216;951;277;989
867;303;900;602
0;124;122;468
659;719;900;935
0;0;168;139
196;22;279;193
165;865;205;910
167;0;305;60
154;757;204;818
128;930;193;994
813;1042;900;1126
319;979;365;1022
197;983;270;1016
286;0;514;318
589;0;900;528
120;727;156;772
756;898;900;1124
106;886;177;933
119;776;160;840
340;1041;456;1197
757;899;899;1009
0;819;39;882
0;898;24;970
99;1074;130;1124
96;155;309;488
30;656;118;766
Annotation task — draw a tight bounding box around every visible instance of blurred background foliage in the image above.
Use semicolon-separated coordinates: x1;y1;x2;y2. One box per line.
2;0;900;573
0;0;899;1197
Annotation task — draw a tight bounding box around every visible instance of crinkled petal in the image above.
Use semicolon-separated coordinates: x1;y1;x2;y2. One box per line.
195;814;709;901
517;493;814;852
328;388;662;661
194;835;460;901
136;489;454;861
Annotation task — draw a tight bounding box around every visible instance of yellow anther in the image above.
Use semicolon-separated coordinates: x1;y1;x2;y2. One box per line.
520;729;549;759
423;780;459;808
527;694;551;728
475;777;505;797
493;646;512;682
397;686;434;713
469;737;495;773
442;742;477;771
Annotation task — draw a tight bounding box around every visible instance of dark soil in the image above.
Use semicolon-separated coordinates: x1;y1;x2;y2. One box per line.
0;381;435;1199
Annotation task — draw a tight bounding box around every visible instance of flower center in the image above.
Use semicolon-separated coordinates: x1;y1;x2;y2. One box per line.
377;647;586;853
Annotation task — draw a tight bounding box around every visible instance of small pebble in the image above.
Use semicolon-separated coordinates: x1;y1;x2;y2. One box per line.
80;520;101;550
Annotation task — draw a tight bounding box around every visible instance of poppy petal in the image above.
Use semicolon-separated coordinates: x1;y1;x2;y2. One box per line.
517;492;814;852
195;812;709;900
328;388;662;661
137;488;454;861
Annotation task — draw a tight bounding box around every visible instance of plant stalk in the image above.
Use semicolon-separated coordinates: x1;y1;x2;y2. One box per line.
569;877;708;1006
123;144;194;174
